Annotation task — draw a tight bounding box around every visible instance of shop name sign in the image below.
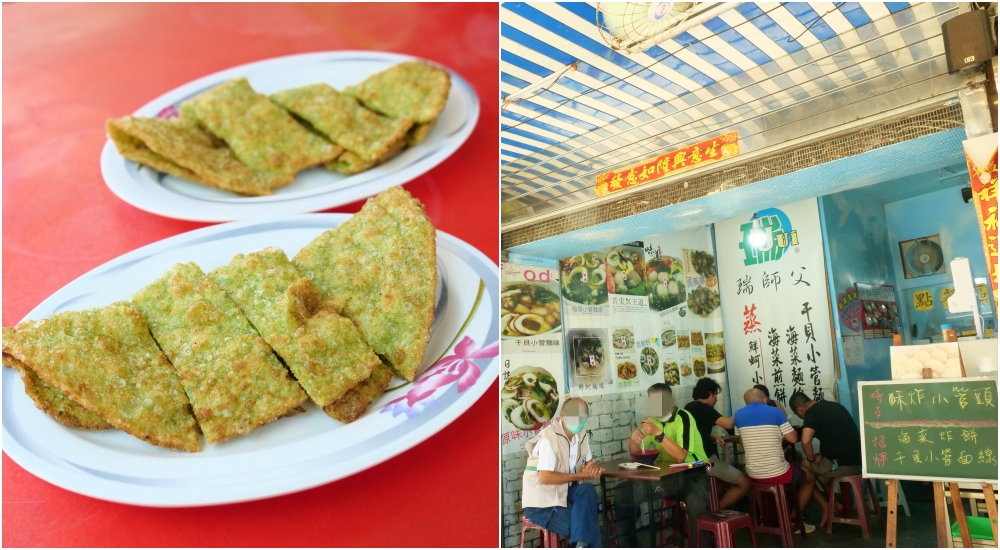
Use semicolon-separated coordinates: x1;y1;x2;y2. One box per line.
594;131;739;198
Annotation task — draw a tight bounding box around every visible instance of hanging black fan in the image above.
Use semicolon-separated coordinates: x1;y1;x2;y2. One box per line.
903;238;945;277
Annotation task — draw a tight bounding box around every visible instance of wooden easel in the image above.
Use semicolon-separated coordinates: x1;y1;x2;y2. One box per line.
885;478;998;548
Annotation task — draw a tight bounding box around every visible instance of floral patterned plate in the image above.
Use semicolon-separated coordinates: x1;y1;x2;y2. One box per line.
2;215;498;506
99;51;479;222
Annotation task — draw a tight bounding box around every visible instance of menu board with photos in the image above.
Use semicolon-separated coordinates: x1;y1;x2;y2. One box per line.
605;243;655;392
560;250;613;397
643;226;730;414
500;263;564;455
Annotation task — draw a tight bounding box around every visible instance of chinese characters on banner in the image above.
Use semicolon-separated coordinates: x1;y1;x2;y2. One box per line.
594;131;739;198
643;227;730;415
962;133;998;312
500;263;564;455
716;199;837;410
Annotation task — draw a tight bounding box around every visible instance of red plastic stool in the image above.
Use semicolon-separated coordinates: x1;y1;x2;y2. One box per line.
656;476;720;546
709;475;721;513
658;495;685;546
520;515;562;548
750;482;806;547
823;475;884;539
696;510;758;548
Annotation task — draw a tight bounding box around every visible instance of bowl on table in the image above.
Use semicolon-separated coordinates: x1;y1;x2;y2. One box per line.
630;450;659;465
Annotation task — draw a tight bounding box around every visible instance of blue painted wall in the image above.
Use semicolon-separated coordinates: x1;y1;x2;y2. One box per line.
819;190;899;423
885;180;994;339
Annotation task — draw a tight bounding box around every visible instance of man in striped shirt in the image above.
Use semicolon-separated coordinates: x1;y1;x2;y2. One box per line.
734;387;816;533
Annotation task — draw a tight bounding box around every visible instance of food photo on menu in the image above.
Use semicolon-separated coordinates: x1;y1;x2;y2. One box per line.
499;2;999;548
3;2;498;547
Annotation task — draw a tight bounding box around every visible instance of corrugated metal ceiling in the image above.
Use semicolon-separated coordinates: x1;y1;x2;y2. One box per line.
500;2;968;230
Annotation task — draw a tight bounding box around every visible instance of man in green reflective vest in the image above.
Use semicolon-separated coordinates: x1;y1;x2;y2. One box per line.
625;383;711;546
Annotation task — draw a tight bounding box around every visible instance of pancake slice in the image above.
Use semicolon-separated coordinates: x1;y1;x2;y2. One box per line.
3;352;112;430
293;186;436;381
344;61;451;124
406;119;435;147
323;362;394;423
271;84;413;162
133;262;307;445
107;116;286;196
209;247;380;408
179;78;341;183
324;132;407;175
1;303;199;451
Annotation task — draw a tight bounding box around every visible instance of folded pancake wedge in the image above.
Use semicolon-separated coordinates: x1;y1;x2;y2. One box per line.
107;116;286;196
323;362;394;423
209;247;380;408
3;352;112;430
271;84;413;162
345;61;451;124
107;118;208;185
293;186;436;381
324;132;407;175
407;119;435;147
180;78;341;183
1;303;199;451
133;262;307;444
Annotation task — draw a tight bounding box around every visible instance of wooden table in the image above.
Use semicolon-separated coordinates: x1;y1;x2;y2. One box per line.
597;460;709;547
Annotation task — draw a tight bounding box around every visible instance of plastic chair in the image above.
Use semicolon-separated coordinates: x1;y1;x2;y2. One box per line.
520;515;561;548
658;495;685;546
658;477;723;546
823;475;883;539
696;510;758;548
878;479;911;517
750;482;807;547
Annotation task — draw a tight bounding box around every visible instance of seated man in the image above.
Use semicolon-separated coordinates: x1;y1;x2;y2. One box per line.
522;397;604;548
684;377;751;509
754;384;791;420
734;388;816;533
788;391;863;485
626;383;712;545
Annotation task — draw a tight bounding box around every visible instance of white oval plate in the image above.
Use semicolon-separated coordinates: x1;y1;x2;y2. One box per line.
2;215;499;506
100;51;480;222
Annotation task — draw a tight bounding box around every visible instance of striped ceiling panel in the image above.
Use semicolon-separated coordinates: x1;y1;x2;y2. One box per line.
500;2;966;227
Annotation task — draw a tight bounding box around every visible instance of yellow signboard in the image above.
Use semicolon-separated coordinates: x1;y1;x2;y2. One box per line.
913;289;934;311
976;283;989;305
941;287;955;310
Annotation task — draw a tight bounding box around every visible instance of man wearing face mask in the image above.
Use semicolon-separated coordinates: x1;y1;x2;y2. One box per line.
522;398;605;548
624;383;712;546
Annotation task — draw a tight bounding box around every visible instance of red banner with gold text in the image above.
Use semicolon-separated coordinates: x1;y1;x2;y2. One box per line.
963;133;998;311
595;131;739;198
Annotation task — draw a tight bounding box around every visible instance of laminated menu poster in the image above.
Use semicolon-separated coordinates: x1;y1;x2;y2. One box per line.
560;250;613;396
643;227;730;414
605;243;656;392
500;262;564;455
716;198;837;409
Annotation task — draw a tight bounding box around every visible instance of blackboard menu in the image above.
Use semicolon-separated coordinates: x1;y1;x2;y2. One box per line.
860;378;999;483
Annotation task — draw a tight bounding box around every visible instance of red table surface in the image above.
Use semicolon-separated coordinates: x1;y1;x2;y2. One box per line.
3;3;499;547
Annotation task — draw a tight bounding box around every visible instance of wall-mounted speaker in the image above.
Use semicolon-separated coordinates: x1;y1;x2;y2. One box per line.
942;10;997;74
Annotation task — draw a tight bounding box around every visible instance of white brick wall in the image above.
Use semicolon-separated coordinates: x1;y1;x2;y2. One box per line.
501;390;642;547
